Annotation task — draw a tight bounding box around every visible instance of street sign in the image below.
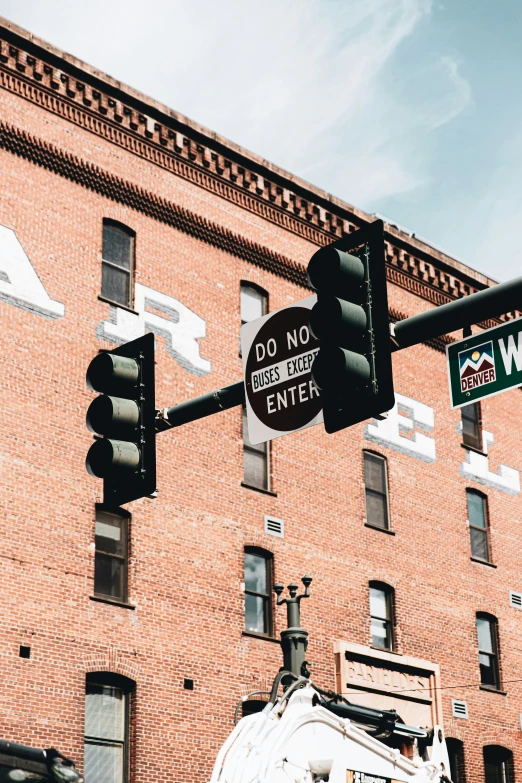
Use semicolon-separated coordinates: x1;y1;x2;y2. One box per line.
241;296;323;444
447;316;522;408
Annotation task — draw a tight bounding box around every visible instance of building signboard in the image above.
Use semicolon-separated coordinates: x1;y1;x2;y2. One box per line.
334;642;442;730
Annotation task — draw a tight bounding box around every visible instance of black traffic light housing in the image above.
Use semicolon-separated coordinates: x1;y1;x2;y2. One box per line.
86;333;156;506
307;219;394;433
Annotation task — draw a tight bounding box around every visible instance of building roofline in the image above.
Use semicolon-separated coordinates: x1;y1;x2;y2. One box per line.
0;14;497;291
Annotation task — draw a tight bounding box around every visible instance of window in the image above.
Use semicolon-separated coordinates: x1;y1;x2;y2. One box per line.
461;402;482;450
240;283;270;491
94;508;129;602
369;582;394;650
242;699;269;718
364;451;390;530
476;614;500;689
447;738;466;783
467;490;490;562
240;282;267;331
483;746;514;783
243;404;270;490
101;221;135;308
244;548;273;636
84;673;134;783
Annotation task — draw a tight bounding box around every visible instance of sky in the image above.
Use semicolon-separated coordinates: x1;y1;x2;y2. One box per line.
0;0;521;281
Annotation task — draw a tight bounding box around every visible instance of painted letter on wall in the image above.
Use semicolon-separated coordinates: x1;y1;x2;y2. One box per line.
458;425;520;495
97;283;211;376
365;393;436;463
0;226;65;319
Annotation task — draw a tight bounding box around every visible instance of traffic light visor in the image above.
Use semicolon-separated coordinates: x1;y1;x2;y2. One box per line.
307;246;365;297
86;352;139;394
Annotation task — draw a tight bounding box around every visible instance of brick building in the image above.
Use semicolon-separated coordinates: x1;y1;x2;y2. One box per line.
0;16;520;783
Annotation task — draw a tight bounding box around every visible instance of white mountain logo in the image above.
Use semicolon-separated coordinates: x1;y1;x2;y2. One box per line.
458;342;496;392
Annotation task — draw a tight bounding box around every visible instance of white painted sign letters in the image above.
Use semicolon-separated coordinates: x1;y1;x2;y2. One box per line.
458;425;520;495
97;283;211;376
0;226;65;319
365;393;436;463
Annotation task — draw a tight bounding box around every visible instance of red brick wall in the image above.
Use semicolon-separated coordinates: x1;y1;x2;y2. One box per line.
0;20;520;783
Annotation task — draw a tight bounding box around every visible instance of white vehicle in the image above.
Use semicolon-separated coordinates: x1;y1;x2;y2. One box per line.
210;578;452;783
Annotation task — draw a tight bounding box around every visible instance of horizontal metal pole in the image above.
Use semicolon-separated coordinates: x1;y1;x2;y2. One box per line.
393;275;522;350
157;380;245;431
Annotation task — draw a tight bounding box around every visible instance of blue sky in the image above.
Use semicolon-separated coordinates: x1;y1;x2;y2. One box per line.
0;0;520;281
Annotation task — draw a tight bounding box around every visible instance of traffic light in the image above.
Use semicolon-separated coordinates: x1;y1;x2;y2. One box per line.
307;219;394;433
86;333;156;506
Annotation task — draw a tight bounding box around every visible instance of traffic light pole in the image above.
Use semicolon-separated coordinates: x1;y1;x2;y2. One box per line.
155;273;522;432
155;380;245;431
391;274;522;351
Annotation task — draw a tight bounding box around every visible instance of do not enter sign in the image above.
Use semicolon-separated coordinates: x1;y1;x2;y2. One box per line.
240;296;323;444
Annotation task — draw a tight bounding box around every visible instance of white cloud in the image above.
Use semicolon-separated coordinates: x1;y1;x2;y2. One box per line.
0;0;471;207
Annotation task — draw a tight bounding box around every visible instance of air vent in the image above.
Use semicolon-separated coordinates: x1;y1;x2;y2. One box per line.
509;591;522;609
451;699;468;719
264;515;284;538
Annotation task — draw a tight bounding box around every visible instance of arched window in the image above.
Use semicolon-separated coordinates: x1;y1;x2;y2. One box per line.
483;745;514;783
466;489;491;563
446;738;466;783
244;547;273;636
84;672;135;783
476;613;501;690
363;451;390;530
101;220;135;308
369;582;395;651
240;281;268;330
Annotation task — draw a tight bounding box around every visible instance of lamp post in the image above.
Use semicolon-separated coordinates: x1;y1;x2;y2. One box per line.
274;576;312;685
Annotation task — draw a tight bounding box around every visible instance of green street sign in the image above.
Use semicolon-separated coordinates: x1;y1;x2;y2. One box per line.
447;316;522;409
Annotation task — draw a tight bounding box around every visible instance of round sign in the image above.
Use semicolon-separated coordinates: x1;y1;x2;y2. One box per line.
245;306;322;432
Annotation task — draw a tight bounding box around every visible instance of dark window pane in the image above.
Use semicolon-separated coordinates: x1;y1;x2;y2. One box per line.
462;402;481;449
242;699;269;717
102;263;130;307
365;490;387;529
484;748;513;783
364;454;386;493
477;617;499;688
103;225;132;269
485;761;512;783
470;526;489;561
447;739;466;783
245;593;266;633
95;554;123;599
467;492;486;528
244;553;267;593
479;653;497;686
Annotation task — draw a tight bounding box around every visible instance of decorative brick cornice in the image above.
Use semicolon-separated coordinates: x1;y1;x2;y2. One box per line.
0;33;353;246
0;118;517;346
0;119;308;289
1;23;519;326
